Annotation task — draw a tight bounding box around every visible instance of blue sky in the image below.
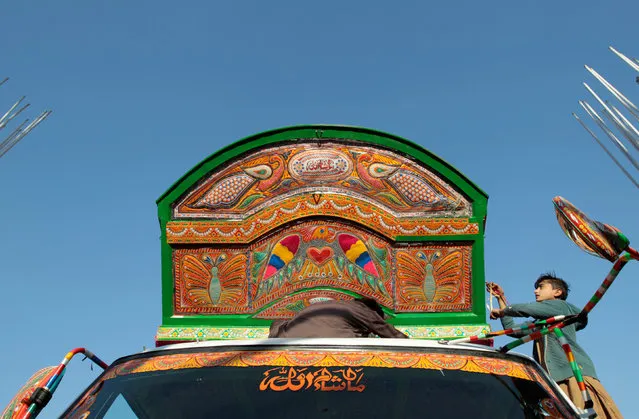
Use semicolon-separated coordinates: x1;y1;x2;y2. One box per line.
1;1;638;416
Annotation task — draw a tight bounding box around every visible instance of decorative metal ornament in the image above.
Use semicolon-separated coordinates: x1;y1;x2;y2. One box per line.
552;196;629;262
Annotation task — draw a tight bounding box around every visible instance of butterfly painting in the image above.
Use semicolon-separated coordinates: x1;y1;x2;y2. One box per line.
396;247;469;311
180;252;247;308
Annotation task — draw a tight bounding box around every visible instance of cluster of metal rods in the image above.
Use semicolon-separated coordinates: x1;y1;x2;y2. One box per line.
573;47;639;188
0;77;51;160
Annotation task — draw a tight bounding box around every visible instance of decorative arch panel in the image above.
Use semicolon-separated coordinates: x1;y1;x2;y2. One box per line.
156;126;489;344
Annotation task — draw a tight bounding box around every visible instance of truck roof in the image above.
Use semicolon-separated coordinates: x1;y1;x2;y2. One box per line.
138;337;530;360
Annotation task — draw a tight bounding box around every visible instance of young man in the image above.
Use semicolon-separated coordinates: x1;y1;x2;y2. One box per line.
268;297;408;339
486;273;622;419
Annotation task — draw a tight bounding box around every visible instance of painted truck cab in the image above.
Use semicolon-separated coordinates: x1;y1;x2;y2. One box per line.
59;339;581;419
8;125;632;418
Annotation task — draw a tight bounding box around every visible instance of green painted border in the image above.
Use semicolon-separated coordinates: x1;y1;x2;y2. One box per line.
157;125;489;330
155;324;492;342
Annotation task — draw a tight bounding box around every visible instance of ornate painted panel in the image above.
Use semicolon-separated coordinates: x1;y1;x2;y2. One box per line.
166;201;479;244
103;351;536;380
174;142;471;219
395;245;472;312
250;221;393;310
172;223;473;316
157;126;489;343
253;290;354;319
155;324;491;342
173;249;250;314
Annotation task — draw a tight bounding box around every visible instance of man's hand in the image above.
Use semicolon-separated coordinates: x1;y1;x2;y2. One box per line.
490;308;505;319
486;282;508;308
486;282;504;297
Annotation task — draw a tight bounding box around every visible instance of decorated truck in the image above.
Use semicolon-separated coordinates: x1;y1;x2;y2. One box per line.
5;125;636;418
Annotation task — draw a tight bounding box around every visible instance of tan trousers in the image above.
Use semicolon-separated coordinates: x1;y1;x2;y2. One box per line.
558;376;623;419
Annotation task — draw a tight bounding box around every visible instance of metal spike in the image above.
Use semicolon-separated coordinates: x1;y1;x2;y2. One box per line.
573;113;639;188
0;131;21;155
19;110;51;138
0;97;27;129
583;82;628;128
583;82;639;148
0;103;30;130
606;103;639;151
585;65;639;121
0;77;52;160
579;101;639;171
0;124;28;158
0;111;51;159
0;129;30;158
609;46;639;73
0;119;29;155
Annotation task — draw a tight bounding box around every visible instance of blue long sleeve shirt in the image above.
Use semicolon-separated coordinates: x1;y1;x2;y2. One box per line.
501;299;597;382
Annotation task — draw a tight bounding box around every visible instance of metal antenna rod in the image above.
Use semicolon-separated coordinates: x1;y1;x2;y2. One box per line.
0;96;27;129
583;83;632;135
0;111;51;159
574;47;639;187
20;111;51;138
0;77;52;160
0;102;30;130
0;119;30;156
585;65;639;121
609;46;639;73
0;133;23;157
583;82;639;151
573;113;639;188
606;103;639;151
601;107;639;153
580;100;639;171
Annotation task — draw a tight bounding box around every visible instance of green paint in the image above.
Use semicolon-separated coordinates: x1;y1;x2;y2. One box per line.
376;191;406;206
285;300;306;313
237;193;264;209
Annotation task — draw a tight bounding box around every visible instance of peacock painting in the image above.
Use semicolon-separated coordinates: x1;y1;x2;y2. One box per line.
191;156;285;209
355;153;459;209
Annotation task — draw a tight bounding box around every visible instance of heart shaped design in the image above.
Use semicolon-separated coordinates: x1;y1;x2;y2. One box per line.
307;247;334;265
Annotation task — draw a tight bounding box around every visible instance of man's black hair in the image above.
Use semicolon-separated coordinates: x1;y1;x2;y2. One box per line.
355;297;385;318
535;272;570;300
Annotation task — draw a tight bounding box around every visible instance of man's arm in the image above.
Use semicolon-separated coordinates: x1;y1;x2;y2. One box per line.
268;319;288;338
351;305;408;338
490;302;563;321
367;318;409;338
487;283;527;337
499;314;517;330
487;281;567;320
502;300;568;320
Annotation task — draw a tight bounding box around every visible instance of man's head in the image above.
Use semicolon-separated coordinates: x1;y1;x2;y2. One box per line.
355;297;385;318
534;272;570;301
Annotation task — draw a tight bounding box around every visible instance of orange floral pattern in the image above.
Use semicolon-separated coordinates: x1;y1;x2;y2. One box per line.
102;350;534;381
